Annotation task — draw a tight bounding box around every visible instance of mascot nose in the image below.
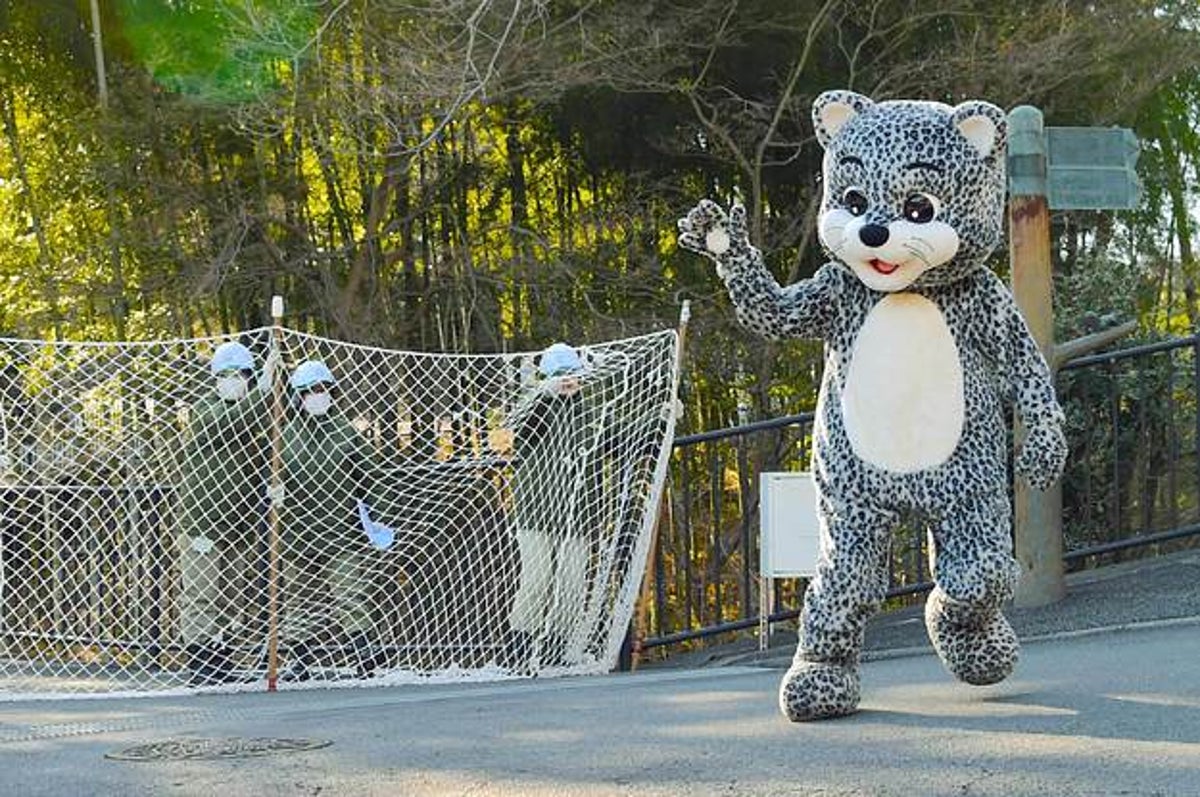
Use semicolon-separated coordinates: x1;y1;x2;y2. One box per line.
858;224;890;247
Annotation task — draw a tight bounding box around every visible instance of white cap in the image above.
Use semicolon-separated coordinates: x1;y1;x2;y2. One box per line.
538;343;583;376
289;360;337;391
211;342;254;374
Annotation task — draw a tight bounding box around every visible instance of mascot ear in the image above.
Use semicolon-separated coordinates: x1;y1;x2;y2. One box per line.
812;90;875;148
951;101;1007;158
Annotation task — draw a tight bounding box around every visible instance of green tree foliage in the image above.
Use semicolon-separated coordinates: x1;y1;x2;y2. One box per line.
115;0;315;104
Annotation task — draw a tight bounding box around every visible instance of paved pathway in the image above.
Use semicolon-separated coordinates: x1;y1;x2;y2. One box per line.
3;617;1199;796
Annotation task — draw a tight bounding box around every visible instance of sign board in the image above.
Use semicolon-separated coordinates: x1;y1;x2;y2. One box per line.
759;472;821;578
1045;126;1140;211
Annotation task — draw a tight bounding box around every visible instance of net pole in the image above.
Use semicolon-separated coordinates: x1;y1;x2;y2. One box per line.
631;300;690;670
266;296;285;691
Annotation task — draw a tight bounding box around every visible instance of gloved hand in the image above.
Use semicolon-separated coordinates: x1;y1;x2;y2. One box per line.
190;535;215;555
357;500;396;551
676;199;755;278
266;483;286;507
365;522;396;551
1015;422;1068;491
544;375;583;398
257;349;282;394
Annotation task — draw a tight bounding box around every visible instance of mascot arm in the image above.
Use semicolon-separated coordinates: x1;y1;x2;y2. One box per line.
1000;289;1068;490
677;199;840;341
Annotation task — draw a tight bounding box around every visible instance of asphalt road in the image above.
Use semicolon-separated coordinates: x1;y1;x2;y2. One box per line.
3;616;1199;796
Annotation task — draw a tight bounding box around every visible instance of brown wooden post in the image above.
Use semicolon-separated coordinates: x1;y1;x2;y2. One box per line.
266;296;286;689
1008;106;1065;607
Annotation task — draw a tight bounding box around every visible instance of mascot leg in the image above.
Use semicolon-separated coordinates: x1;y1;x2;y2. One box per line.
925;493;1021;685
780;500;894;722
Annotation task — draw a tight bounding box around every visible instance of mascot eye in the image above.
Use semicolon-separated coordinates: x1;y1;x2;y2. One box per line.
842;189;869;217
903;193;939;223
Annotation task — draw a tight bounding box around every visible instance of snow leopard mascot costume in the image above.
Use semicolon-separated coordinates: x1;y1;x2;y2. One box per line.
677;91;1067;721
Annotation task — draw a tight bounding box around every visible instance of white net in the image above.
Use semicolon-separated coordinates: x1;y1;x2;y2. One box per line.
0;326;679;697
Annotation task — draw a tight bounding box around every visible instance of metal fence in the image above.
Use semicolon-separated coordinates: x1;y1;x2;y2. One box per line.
642;333;1200;652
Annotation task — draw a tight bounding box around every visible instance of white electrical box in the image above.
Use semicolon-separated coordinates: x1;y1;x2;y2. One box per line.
757;471;821;651
759;471;821;578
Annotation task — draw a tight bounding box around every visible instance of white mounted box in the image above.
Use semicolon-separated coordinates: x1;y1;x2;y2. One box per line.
758;472;821;649
759;471;821;578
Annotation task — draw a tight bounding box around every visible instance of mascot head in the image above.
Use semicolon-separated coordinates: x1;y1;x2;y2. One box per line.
813;90;1007;292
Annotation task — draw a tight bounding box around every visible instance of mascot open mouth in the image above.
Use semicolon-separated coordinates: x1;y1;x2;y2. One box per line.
869;258;900;275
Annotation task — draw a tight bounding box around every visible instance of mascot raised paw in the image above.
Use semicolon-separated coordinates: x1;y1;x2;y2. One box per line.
678;90;1067;721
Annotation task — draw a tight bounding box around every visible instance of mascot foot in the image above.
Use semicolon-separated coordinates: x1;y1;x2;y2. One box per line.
925;587;1019;686
778;659;860;721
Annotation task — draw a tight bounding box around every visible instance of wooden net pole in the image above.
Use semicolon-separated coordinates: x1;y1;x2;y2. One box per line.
266;296;285;691
631;301;690;670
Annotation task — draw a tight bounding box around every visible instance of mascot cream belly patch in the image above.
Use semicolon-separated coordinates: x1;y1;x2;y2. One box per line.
842;293;964;472
678;91;1067;721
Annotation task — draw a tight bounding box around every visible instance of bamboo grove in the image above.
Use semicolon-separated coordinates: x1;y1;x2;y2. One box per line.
4;0;1200;646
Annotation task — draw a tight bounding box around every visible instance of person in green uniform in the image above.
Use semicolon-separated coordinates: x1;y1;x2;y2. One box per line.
279;360;386;681
502;342;674;673
177;340;272;685
503;342;597;671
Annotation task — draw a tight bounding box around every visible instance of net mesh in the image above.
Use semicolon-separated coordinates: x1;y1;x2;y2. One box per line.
0;326;679;697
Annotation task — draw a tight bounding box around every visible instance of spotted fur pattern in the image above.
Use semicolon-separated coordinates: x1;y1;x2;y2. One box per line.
925;586;1019;685
678;91;1067;721
779;658;860;722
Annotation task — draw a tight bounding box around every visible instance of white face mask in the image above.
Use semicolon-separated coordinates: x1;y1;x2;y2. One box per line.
216;375;249;402
302;392;332;417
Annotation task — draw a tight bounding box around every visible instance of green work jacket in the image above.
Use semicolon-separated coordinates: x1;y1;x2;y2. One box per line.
177;391;270;542
280;410;381;560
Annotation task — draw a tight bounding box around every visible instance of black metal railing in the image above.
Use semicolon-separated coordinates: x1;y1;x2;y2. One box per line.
1057;334;1200;561
643;333;1200;652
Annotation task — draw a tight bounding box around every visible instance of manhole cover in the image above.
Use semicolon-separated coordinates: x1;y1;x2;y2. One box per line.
106;737;332;761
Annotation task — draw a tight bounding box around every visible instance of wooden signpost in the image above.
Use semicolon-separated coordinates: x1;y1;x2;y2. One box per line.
1007;107;1140;607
